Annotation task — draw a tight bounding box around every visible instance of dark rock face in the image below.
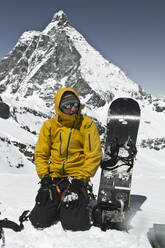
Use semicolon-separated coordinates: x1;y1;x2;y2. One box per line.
0;137;34;163
55;32;81;80
73;79;92;97
87;91;106;108
153;101;165;112
0;99;10;119
141;138;165;151
52;11;69;27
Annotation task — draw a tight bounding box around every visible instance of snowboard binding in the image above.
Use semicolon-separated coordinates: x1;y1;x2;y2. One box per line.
101;137;137;172
92;199;127;231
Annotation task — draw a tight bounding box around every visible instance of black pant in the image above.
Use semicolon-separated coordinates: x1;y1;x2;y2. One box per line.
29;178;90;231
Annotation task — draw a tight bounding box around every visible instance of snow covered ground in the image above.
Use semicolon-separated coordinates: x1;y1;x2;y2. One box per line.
0;148;165;248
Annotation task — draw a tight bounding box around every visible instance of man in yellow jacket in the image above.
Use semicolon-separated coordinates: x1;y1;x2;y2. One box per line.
30;88;102;231
35;87;102;181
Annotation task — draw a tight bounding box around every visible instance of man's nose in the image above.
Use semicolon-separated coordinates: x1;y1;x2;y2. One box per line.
71;105;77;110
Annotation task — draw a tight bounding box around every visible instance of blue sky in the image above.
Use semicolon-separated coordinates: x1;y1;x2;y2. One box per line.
0;0;165;96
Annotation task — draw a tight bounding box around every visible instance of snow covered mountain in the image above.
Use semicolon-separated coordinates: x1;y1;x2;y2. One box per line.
0;10;165;248
0;10;165;170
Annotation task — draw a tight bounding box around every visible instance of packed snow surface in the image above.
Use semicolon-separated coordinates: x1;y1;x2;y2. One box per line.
0;146;165;247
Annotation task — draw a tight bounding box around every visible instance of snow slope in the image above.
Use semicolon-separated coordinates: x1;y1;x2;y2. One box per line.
0;145;165;247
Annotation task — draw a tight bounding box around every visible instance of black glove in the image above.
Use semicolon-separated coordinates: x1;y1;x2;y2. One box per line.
70;179;85;193
40;175;52;188
19;210;30;224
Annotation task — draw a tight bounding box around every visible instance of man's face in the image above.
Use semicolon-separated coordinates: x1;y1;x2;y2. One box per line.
61;101;79;115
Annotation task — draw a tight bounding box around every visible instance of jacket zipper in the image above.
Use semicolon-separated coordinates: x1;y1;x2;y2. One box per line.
62;128;72;174
88;133;91;152
59;132;62;156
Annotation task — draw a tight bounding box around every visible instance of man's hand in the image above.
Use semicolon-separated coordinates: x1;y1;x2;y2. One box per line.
40;175;52;188
70;179;85;193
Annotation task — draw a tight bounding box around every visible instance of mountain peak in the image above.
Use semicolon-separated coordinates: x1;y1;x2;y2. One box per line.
51;10;69;26
43;10;69;34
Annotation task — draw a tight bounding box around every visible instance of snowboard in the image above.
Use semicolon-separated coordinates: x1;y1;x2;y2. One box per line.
93;97;140;231
147;224;165;248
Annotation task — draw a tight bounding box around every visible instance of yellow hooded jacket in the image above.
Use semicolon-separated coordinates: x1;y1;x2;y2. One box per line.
35;88;102;182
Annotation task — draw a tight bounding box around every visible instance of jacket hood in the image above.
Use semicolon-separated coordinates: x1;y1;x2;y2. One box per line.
54;88;82;127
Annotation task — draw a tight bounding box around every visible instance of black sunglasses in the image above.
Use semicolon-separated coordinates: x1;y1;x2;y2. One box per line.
62;102;79;109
